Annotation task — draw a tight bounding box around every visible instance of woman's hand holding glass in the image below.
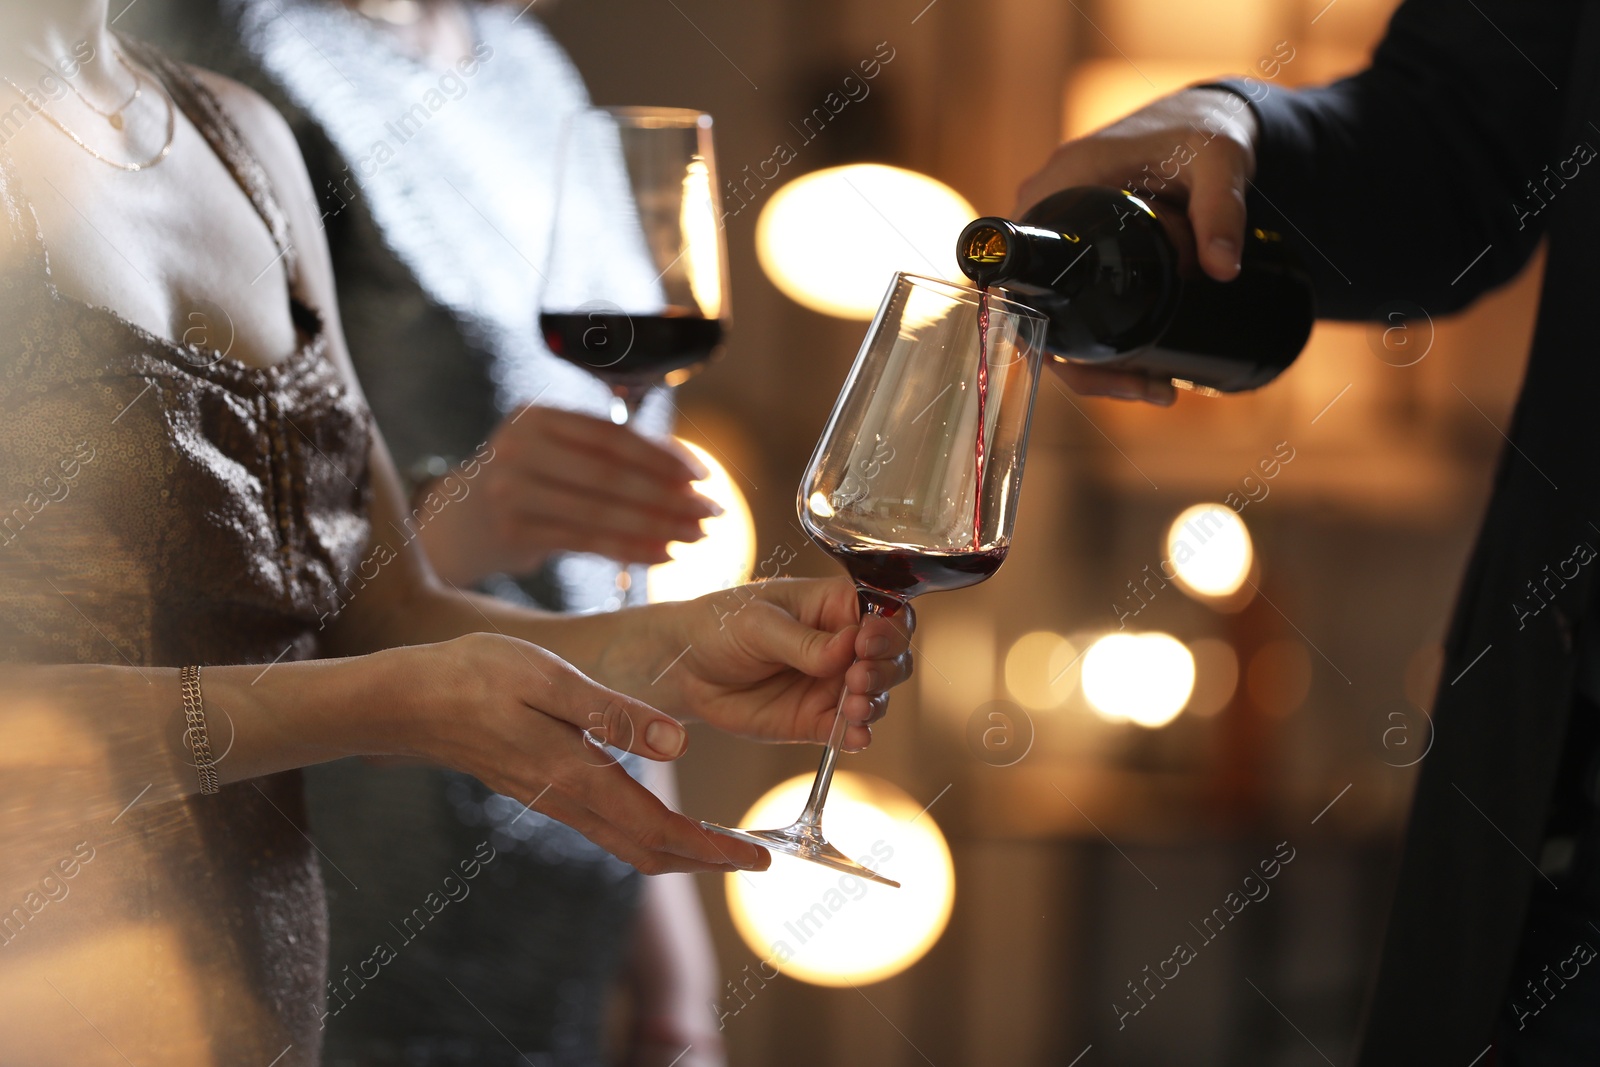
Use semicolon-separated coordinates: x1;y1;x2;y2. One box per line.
623;576;914;753
417;404;723;586
218;576;913;877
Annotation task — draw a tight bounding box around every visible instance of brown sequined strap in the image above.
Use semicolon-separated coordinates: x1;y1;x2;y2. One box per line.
120;37;300;289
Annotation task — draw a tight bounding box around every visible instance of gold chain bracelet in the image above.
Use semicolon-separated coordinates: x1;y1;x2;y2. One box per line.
180;665;220;795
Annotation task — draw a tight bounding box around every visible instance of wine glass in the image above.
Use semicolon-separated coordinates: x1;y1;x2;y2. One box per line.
539;107;729;423
702;273;1047;887
538;106;730;606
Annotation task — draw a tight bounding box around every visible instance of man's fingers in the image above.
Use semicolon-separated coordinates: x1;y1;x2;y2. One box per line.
1186;138;1252;281
1049;361;1177;405
1015;156;1078;218
1014;134;1113;216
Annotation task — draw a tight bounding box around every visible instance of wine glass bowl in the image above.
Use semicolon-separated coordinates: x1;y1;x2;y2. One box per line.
702;273;1046;886
800;276;1042;610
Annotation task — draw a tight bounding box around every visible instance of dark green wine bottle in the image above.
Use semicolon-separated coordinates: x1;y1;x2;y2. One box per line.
956;187;1314;393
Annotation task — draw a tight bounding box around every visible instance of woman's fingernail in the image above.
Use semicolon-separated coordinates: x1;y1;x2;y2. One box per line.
645;720;687;757
863;634;890;658
864;669;881;692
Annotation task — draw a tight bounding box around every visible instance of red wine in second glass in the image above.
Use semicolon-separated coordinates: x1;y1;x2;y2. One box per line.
820;541;1009;604
539;308;725;384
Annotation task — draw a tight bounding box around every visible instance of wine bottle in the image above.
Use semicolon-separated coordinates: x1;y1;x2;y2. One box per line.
956;187;1314;393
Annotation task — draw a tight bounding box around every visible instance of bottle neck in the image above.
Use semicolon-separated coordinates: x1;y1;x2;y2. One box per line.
957;216;1095;295
956;221;1014;285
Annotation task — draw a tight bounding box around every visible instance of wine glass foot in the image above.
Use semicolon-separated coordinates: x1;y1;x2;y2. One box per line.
700;821;901;888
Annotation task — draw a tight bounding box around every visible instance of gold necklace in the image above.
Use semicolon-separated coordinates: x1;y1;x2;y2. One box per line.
1;70;175;173
54;48;143;131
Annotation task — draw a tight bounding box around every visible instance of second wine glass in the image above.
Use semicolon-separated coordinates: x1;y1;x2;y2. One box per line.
537;106;730;608
538;106;730;425
702;273;1047;887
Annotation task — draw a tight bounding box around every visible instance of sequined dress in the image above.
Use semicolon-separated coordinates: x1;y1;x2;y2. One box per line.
0;44;372;1066
188;4;665;1064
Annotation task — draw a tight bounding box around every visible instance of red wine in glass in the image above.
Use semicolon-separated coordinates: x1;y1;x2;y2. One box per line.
818;539;1009;605
539;308;725;385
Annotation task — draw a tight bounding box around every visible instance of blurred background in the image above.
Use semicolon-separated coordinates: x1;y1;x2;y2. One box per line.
132;0;1542;1062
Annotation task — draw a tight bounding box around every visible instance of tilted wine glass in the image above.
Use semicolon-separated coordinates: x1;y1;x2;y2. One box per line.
701;273;1046;887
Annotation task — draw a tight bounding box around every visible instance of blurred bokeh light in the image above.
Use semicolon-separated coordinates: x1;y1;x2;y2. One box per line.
1186;637;1241;717
1063;59;1223;138
1082;632;1196;728
1166;503;1255;599
755;164;976;320
724;772;955;987
646;439;756;602
1004;631;1079;710
681;154;726;320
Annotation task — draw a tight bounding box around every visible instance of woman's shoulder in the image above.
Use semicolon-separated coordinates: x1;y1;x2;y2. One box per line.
179;63;322;243
185;65;303;171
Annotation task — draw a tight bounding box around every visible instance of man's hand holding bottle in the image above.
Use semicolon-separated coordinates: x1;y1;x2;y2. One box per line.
1009;87;1265;405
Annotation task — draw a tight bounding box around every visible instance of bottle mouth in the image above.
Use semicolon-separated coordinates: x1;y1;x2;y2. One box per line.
961;225;1010;265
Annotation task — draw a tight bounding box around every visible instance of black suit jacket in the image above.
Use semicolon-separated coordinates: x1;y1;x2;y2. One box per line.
1228;0;1599;1061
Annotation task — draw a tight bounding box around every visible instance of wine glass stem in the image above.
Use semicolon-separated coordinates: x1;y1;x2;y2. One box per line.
609;384;652;426
795;600;887;832
796;682;854;831
607;385;651;604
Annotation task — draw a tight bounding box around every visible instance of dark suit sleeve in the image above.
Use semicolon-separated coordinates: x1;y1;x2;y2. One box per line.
1217;0;1584;319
